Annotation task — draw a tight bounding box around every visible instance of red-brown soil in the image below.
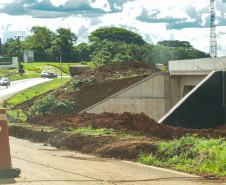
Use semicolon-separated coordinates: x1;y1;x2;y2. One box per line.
52;61;160;112
12;61;160;112
8;111;226;161
7;61;226;180
25;112;226;140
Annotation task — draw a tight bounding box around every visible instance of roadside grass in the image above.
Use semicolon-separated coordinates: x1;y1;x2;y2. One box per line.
8;122;32;128
65;125;147;139
8;122;56;132
6;78;71;106
138;134;226;176
7;109;27;122
8;74;40;81
65;126;118;136
1;62;97;81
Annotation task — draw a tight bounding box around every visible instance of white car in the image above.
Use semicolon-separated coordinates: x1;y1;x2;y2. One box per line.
0;78;10;86
41;71;51;78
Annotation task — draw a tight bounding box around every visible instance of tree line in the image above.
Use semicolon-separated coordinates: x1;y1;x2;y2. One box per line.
0;26;210;66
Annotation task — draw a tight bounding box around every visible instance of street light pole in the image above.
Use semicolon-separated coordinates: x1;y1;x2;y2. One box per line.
14;35;23;75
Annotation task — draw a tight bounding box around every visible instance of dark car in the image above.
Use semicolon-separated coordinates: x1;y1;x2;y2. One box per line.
47;72;57;79
0;78;10;86
53;72;58;78
41;71;51;78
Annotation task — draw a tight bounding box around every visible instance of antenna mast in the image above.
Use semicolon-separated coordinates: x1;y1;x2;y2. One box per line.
209;0;217;57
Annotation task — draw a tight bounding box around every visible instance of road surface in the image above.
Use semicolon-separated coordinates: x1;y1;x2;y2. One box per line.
0;78;52;103
0;137;225;185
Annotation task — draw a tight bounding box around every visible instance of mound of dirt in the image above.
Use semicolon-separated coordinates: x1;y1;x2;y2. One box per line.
51;61;160;112
26;112;226;140
73;61;160;81
9;111;226;161
12;61;160;112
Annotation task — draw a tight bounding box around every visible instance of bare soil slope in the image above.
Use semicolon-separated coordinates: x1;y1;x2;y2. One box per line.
52;61;160;112
13;61;160;112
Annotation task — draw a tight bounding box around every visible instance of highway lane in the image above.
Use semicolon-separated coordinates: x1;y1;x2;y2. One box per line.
0;78;52;103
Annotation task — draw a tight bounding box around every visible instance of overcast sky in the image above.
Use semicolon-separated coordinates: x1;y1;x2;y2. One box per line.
0;0;225;56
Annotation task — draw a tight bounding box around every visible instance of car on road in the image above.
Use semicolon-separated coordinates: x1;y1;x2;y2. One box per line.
0;78;10;86
53;72;58;78
41;71;51;78
47;72;57;79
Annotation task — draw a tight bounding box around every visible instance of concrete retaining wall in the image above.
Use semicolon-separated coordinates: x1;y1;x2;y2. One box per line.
81;72;177;121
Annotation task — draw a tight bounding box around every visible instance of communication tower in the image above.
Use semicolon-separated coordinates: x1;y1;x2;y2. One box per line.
209;0;217;57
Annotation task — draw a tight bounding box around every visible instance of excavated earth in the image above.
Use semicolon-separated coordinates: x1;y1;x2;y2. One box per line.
12;61;160;111
8;61;226;164
9;112;226;161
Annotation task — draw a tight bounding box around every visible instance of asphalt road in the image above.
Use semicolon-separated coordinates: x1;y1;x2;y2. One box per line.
0;137;225;185
0;78;52;103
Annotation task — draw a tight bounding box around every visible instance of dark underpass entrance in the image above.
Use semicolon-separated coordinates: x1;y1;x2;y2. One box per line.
160;71;226;129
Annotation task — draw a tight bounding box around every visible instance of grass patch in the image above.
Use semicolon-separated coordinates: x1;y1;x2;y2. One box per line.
6;109;27;122
6;77;71;106
139;134;226;176
8;122;32;127
65;126;117;136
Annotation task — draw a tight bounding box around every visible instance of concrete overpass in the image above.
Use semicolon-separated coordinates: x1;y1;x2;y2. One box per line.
81;56;226;129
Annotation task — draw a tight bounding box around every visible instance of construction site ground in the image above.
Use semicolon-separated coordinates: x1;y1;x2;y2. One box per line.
7;61;226;179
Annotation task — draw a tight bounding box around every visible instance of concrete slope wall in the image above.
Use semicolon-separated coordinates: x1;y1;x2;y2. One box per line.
159;71;225;129
81;72;174;121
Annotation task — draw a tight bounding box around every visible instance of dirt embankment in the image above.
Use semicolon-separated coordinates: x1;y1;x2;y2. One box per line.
52;61;160;112
12;61;160;112
8;112;226;161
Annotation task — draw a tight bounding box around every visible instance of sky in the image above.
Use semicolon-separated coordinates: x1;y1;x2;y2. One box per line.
0;0;225;56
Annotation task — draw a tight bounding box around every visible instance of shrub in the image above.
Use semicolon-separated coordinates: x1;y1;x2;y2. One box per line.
33;95;76;114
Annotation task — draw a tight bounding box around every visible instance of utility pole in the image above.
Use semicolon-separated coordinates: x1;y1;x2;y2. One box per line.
60;54;62;85
14;35;24;75
209;0;217;57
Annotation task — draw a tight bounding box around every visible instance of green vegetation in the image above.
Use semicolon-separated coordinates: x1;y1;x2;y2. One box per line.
1;26;210;66
65;125;146;139
8;74;40;81
7;109;27;122
89;27;145;46
139;134;226;176
47;63;70;74
65;126;117;136
6;78;70;105
33;95;76;114
24;66;43;73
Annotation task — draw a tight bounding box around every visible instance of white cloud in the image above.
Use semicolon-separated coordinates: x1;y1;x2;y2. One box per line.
0;0;225;56
50;0;67;7
90;0;111;12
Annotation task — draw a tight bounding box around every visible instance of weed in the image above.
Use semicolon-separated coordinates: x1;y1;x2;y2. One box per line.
138;134;226;176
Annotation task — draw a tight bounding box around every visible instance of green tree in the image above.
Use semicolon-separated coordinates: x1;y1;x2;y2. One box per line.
158;40;192;50
151;45;173;66
158;40;210;60
75;43;92;63
23;26;57;61
0;38;2;55
56;28;77;62
89;27;145;46
1;38;19;57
